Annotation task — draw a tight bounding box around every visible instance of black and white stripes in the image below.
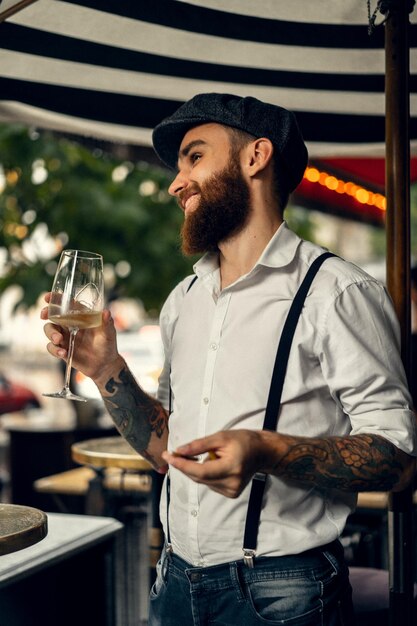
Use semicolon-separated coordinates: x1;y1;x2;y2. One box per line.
0;0;416;156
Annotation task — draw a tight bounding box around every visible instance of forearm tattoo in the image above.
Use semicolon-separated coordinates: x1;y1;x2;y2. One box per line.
273;434;404;491
103;365;168;465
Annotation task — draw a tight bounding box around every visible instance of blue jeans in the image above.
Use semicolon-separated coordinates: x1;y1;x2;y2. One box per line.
149;541;355;625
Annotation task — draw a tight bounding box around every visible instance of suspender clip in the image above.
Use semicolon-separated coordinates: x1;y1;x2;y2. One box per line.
166;542;173;554
243;549;256;568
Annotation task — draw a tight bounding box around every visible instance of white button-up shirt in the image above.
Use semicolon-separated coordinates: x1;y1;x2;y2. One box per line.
157;222;417;566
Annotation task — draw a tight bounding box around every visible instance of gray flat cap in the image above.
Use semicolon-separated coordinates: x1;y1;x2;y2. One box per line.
152;92;308;192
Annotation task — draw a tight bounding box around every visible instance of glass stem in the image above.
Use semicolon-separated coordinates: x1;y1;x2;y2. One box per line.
63;328;78;391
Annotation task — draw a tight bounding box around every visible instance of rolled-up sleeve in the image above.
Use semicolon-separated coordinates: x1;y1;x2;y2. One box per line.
319;279;417;456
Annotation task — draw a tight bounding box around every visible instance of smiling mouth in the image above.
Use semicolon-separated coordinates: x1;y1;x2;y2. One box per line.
183;193;199;214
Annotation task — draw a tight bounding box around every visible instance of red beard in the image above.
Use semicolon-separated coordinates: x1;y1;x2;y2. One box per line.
180;159;251;256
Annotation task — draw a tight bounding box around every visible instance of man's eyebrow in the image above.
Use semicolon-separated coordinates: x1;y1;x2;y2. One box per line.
178;139;207;160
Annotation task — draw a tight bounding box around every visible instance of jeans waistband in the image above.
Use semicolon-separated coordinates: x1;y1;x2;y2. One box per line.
168;539;343;580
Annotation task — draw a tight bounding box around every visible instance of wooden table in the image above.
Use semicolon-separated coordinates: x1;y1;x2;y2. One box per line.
0;503;47;556
350;490;417;571
357;490;417;510
34;466;151;499
0;513;122;626
71;436;151;471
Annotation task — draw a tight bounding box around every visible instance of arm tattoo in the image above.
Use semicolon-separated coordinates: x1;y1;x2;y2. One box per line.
273;434;404;491
102;365;168;464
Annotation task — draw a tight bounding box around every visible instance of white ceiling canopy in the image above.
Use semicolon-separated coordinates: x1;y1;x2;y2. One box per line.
0;0;415;158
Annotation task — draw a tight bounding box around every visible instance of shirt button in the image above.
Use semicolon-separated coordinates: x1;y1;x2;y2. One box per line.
210;342;218;351
203;397;209;405
191;509;198;517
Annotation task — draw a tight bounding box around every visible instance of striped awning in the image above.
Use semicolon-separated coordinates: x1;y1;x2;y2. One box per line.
1;0;416;160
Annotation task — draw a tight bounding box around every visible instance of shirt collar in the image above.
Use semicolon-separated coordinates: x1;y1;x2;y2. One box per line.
256;221;301;269
193;221;301;278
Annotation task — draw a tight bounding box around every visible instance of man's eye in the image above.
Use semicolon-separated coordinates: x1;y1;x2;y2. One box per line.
190;153;202;164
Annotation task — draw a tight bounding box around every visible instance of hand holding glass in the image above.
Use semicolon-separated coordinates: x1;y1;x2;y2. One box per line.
43;249;104;402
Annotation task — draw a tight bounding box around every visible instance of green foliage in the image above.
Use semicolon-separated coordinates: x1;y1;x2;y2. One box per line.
369;186;417;263
0;125;196;313
284;205;317;243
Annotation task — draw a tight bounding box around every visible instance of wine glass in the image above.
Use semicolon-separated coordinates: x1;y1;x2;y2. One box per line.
43;249;104;402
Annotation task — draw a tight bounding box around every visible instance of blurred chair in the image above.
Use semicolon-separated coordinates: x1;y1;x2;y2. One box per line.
350;567;417;626
350;567;389;625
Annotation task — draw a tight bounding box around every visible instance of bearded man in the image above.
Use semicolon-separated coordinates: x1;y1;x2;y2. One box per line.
43;93;417;626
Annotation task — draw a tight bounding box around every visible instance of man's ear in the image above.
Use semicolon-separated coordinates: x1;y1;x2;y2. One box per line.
245;137;274;177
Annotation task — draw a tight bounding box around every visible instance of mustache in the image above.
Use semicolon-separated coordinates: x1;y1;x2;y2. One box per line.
178;184;201;209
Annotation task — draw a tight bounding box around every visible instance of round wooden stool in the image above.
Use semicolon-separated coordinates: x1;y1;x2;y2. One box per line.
0;503;48;555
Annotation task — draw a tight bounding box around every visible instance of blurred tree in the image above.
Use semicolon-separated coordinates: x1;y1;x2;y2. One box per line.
0;124;196;313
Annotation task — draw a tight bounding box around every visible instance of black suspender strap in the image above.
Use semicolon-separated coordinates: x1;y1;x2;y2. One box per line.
187;275;198;292
242;252;336;567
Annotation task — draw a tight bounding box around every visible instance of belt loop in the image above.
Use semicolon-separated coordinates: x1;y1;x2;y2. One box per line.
230;562;245;601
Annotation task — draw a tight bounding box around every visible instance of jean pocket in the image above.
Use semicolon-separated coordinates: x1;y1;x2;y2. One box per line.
244;574;324;625
150;548;168;600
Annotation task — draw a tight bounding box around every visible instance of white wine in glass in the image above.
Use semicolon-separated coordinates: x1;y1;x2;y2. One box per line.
43;249;104;402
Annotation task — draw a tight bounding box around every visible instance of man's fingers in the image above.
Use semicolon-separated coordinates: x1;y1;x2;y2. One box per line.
40;306;49;320
175;435;222;458
43;322;64;342
162;451;244;498
162;450;227;481
46;341;67;359
43;321;68;360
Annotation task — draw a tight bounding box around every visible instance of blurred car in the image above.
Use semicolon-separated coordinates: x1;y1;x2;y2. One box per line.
75;324;165;402
0;372;41;414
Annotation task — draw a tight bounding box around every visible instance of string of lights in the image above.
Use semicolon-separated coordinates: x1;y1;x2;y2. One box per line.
303;166;386;212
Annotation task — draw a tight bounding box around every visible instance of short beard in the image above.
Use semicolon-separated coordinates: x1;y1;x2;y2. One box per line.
180;158;251;256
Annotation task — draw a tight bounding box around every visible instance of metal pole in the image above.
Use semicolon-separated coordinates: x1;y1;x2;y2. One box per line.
385;1;414;624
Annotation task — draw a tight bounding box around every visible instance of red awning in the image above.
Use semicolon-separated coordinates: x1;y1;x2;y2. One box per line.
293;156;417;225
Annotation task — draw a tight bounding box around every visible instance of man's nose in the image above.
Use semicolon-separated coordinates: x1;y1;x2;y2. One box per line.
168;169;189;197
